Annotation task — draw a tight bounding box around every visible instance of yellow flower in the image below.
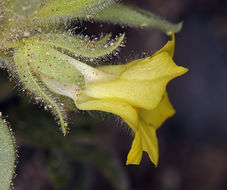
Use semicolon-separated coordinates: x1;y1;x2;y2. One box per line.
73;34;188;165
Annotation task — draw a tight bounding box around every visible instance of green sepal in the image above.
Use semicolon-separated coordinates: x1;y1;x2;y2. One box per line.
13;47;68;135
27;33;125;58
23;43;85;86
0;116;15;190
36;0;117;19
93;3;183;33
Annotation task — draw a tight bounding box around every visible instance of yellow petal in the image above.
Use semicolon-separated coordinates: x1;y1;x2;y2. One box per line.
75;98;138;132
120;52;187;81
126;129;143;165
153;32;175;58
83;79;167;110
139;92;175;130
140;122;159;166
127;93;174;165
126;121;159;166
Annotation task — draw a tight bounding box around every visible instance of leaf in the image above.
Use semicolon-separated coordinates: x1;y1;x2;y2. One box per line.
27;33;125;58
93;3;183;33
36;0;118;19
0;116;15;190
13;47;68;135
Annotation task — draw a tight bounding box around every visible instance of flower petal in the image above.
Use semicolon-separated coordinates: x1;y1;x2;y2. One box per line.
139;92;175;130
126;129;143;165
126;121;159;166
75;98;138;132
121;52;187;81
83;79;167;110
140;122;159;166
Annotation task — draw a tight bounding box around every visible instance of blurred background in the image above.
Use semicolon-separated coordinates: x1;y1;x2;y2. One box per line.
1;0;227;189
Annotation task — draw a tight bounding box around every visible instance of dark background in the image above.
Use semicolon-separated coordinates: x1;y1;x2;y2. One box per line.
1;0;227;189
